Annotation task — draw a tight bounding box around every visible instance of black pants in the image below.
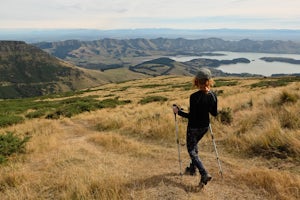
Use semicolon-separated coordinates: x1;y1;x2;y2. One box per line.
186;126;208;176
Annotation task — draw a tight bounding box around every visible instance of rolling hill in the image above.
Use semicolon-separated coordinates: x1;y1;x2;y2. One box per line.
0;41;147;98
0;40;262;99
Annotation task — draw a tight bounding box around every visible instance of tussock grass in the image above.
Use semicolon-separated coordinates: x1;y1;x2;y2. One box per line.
244;119;300;159
225;84;300;160
236;167;300;200
93;105;185;145
0;76;300;199
88;132;156;157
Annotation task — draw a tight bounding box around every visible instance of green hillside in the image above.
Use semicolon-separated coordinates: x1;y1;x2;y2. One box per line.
0;41;107;98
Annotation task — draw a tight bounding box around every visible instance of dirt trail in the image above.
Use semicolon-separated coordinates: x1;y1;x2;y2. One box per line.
58;118;270;200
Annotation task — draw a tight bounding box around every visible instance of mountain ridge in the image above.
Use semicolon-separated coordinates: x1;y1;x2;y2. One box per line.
34;38;300;71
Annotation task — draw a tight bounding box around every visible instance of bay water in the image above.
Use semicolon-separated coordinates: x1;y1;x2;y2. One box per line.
170;51;300;76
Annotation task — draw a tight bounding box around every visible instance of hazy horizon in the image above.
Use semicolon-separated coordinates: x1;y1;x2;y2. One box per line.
1;28;300;43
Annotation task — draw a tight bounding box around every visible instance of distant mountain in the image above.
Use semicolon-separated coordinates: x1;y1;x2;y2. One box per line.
0;41;108;98
34;38;300;71
1;28;300;42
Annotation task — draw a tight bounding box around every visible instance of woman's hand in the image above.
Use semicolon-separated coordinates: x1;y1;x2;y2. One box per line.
173;105;179;114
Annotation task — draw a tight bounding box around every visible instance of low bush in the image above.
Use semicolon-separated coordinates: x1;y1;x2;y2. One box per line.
138;96;168;105
25;109;47;119
0;114;24;128
46;97;131;119
250;77;300;88
214;80;239;87
139;84;166;89
0;132;30;163
217;107;233;125
171;82;192;90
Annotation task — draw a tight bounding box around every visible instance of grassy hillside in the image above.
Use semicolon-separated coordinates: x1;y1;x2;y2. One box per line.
0;41;148;98
0;76;299;199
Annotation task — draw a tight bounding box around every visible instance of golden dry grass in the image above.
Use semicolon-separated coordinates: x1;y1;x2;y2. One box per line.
0;76;299;200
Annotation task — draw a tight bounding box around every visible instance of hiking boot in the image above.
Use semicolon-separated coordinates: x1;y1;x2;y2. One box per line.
200;173;212;185
184;166;196;176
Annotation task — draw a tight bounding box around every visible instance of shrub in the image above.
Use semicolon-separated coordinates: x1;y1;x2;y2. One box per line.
138;96;168;105
46;97;131;119
250;77;300;88
214;80;239;87
0;114;24;128
0;132;30;163
217;107;233;125
139;84;165;89
171;82;192;91
25;109;47;119
97;98;131;109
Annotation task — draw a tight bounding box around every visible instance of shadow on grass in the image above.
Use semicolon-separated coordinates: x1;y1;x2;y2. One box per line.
125;172;203;193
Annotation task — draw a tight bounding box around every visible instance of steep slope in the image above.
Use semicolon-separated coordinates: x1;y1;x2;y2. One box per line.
0;41;107;98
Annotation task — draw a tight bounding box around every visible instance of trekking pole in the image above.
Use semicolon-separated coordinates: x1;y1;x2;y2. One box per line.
173;105;183;176
209;123;223;178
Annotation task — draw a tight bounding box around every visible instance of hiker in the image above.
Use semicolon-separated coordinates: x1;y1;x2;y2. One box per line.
173;68;218;186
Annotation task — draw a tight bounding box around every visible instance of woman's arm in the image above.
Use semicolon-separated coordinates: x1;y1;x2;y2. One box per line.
178;109;189;118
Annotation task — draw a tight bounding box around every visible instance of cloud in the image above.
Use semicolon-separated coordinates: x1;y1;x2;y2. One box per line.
0;0;299;29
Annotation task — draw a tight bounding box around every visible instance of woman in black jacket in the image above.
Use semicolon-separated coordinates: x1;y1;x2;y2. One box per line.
173;68;218;186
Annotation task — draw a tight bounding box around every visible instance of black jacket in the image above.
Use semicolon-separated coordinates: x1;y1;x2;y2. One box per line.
178;90;218;128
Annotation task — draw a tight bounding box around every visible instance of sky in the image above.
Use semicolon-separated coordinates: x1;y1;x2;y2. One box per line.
1;0;300;30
